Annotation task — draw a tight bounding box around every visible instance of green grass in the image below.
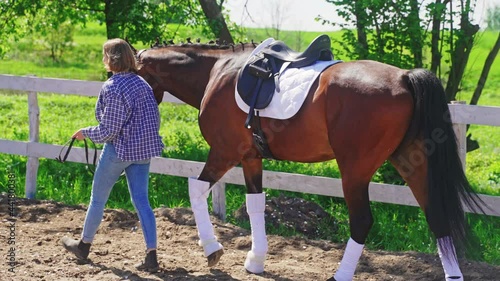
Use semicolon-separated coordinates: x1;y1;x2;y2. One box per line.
0;23;499;265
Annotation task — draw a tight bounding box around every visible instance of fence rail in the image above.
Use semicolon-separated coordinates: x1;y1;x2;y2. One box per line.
1;74;499;219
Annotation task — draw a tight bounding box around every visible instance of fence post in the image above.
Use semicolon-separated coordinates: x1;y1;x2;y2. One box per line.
211;182;226;221
451;101;467;170
26;87;40;199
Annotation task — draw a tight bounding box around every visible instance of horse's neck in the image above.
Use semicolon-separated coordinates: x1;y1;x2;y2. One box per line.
168;75;208;109
166;52;248;109
171;55;220;109
141;45;254;109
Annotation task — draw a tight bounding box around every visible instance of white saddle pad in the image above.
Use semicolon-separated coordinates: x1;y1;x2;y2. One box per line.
235;39;341;120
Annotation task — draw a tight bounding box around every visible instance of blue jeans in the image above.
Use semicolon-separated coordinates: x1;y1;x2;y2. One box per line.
81;143;157;250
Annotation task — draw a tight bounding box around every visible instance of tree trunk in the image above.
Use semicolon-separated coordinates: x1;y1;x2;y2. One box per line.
354;0;368;59
470;32;500;106
409;0;423;68
465;32;500;152
445;2;479;101
198;0;233;44
104;0;135;40
430;0;449;73
104;0;113;39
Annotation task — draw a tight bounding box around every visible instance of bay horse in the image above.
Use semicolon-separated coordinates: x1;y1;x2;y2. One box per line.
134;37;483;281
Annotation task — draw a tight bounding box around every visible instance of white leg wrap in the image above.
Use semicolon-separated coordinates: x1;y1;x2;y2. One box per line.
437;237;463;281
334;238;364;281
244;192;268;274
188;177;223;257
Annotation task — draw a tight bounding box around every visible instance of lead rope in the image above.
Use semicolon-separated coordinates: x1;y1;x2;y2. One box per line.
56;137;97;175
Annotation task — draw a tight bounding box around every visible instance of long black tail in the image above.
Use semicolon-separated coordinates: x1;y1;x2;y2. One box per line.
406;68;485;256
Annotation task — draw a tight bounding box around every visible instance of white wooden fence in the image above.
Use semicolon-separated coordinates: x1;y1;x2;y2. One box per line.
1;74;500;219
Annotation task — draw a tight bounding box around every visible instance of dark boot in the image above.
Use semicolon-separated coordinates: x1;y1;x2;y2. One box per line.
61;237;91;260
136;250;159;273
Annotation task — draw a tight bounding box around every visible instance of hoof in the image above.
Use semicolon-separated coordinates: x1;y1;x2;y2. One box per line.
207;248;224;267
244;251;266;274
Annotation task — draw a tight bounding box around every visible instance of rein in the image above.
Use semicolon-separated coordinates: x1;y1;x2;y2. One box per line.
56;137;97;175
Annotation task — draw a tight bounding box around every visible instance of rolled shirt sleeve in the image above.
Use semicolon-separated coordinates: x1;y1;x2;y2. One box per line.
81;73;163;161
82;87;130;143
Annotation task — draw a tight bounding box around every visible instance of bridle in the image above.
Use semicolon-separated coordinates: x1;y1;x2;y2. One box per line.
56;137;97;175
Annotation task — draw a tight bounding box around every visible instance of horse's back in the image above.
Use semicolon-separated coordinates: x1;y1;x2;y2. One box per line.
324;60;410;95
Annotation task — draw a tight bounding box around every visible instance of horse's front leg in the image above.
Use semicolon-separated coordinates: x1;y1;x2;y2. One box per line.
241;156;268;274
189;149;238;267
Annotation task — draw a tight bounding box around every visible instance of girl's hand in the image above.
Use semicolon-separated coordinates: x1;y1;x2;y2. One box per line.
72;130;86;140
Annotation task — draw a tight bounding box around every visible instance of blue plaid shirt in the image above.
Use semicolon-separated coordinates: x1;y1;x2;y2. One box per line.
82;72;164;161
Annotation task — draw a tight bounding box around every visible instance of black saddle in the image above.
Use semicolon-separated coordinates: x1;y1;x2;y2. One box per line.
237;34;333;128
261;34;332;68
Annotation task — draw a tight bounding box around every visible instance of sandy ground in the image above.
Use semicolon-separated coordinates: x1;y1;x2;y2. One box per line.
1;194;499;281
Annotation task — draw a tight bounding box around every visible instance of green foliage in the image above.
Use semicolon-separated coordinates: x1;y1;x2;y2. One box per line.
465;150;500;195
322;0;424;68
42;22;75;62
0;0;239;60
486;5;500;31
97;0;204;43
372;161;405;185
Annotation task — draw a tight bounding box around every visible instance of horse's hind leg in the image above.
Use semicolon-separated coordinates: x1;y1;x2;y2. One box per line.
389;140;463;280
189;149;238;267
329;174;372;281
240;156;267;274
329;136;399;280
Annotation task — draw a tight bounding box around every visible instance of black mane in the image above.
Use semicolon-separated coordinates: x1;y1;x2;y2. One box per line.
148;37;259;52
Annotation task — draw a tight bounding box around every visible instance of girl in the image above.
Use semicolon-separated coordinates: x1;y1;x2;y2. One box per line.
61;38;164;272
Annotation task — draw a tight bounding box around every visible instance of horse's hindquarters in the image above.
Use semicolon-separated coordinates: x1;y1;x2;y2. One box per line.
323;61;414;178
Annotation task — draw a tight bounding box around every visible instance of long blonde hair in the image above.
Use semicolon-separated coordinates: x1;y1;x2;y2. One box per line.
102;38;137;73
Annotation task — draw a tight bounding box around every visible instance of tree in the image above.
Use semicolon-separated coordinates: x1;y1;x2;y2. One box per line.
265;0;287;40
465;32;500;151
0;0;237;58
444;0;480;101
321;0;484;103
321;0;369;60
408;0;423;68
0;0;73;57
427;0;450;74
469;33;500;106
485;4;500;30
44;22;75;61
1;0;166;46
234;0;290;42
198;0;234;44
323;0;423;69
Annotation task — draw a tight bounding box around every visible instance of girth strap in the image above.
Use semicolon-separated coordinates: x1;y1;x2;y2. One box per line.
251;112;276;160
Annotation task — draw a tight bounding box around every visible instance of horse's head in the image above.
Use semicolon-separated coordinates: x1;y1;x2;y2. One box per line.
135;41;256;108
